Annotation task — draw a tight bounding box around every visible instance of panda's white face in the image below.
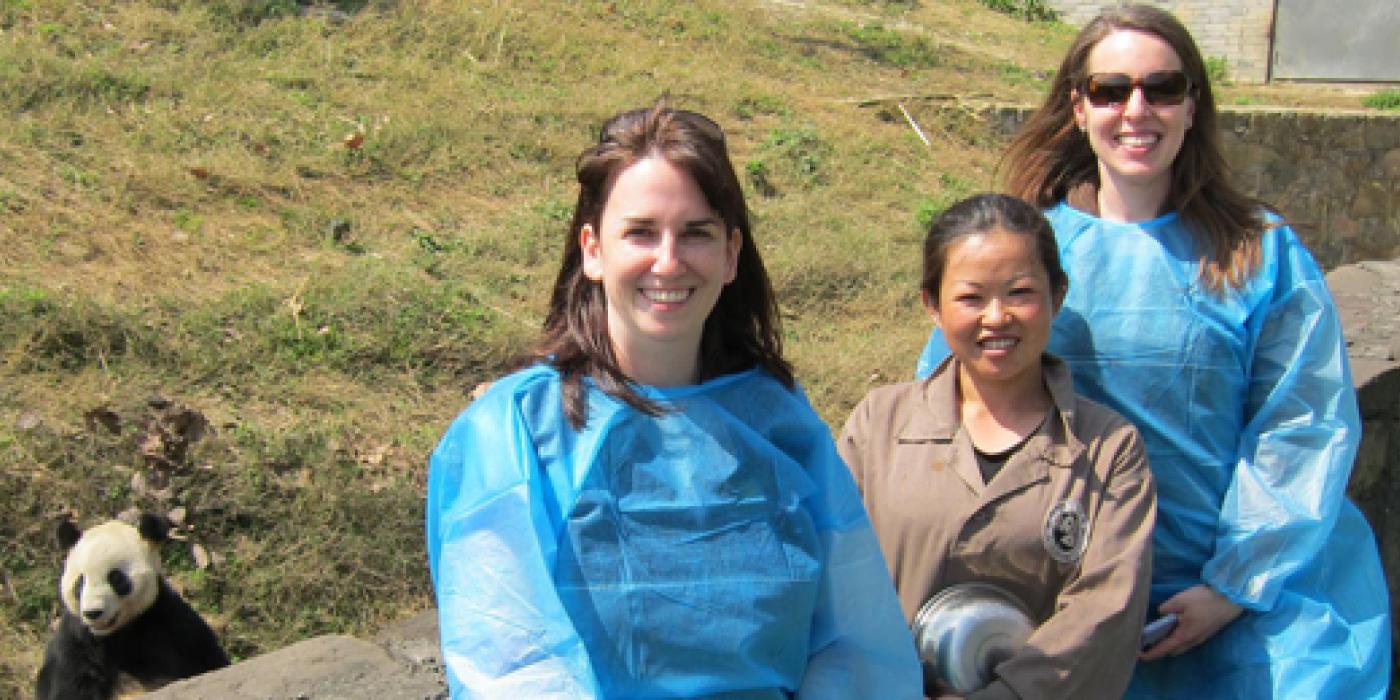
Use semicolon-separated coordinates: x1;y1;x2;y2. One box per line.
60;521;161;636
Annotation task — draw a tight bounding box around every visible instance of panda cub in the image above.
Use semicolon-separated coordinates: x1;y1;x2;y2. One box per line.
36;513;230;700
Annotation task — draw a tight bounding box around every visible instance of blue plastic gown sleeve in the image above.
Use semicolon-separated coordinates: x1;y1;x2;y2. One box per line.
914;328;950;380
798;525;923;699
786;394;924;699
1200;228;1361;612
426;373;602;699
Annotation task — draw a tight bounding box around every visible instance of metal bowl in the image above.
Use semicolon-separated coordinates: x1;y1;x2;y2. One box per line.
912;582;1035;693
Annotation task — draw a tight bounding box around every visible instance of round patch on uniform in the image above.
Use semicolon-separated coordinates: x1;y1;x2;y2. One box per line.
1043;499;1089;564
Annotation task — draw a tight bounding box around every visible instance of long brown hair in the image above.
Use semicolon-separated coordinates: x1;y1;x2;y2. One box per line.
529;101;792;428
1002;4;1266;292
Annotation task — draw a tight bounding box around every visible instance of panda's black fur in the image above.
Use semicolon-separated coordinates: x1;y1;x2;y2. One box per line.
35;513;229;700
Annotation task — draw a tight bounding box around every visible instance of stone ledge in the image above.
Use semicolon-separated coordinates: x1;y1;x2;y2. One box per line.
143;611;446;700
1330;260;1400;387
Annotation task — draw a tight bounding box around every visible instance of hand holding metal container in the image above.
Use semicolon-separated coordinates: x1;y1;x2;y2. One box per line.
912;582;1034;693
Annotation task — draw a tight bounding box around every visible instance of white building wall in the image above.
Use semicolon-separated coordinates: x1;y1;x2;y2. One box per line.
1045;1;1275;83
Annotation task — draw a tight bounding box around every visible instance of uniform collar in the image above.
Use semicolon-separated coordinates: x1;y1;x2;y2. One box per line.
903;354;1085;470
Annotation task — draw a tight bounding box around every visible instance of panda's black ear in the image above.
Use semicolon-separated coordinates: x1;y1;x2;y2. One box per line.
56;519;82;551
137;513;173;544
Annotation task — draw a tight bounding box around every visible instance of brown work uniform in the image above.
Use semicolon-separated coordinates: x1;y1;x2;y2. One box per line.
838;355;1155;700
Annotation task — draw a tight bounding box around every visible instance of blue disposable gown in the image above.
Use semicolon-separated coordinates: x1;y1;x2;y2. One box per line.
917;203;1391;699
426;364;921;699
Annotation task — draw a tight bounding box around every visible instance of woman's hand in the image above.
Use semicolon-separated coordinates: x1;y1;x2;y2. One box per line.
1139;584;1243;661
926;677;965;699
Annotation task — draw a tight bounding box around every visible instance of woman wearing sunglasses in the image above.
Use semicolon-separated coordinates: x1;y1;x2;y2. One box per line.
426;102;921;699
916;5;1390;698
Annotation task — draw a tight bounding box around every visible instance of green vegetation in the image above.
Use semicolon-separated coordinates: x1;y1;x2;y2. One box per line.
1205;55;1230;85
999;61;1051;89
915;173;979;230
1363;88;1400;111
844;21;944;68
975;0;1058;23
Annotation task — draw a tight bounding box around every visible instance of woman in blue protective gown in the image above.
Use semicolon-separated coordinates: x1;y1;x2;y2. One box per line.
426;103;922;699
916;6;1390;698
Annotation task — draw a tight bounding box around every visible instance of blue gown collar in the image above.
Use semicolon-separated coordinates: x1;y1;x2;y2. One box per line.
1053;200;1181;229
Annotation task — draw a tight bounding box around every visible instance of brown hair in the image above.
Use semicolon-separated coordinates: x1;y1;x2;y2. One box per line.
1001;4;1266;292
529;101;792;428
920;193;1069;308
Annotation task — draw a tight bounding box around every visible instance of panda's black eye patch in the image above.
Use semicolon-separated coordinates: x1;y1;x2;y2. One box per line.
107;570;132;597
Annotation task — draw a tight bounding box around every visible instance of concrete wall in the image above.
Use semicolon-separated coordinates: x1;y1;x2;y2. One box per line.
983;105;1400;270
1219;108;1400;269
1045;0;1275;83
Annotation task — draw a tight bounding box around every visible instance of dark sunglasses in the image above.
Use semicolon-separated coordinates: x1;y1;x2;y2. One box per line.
1081;71;1193;107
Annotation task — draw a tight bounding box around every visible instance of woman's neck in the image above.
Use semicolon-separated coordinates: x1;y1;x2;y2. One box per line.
1096;171;1170;223
613;341;700;388
956;368;1051;453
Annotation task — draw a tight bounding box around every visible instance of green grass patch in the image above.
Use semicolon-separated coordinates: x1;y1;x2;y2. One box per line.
975;0;1058;23
0;286;159;373
998;62;1050;89
1205;56;1230;85
914;172;978;230
171;269;499;386
844;21;943;68
1362;88;1400;110
753;124;835;192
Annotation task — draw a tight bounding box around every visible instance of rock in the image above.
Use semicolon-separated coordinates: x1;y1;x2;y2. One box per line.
1329;259;1400;678
374;609;444;676
143;619;446;700
1330;260;1400;387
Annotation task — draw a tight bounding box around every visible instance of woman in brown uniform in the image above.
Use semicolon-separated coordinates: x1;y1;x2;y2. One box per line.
839;193;1155;699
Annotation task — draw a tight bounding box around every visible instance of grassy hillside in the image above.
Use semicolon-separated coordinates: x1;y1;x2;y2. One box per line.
0;0;1382;693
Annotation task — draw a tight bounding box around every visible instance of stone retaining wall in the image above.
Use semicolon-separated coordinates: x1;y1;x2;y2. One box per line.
1220;109;1400;269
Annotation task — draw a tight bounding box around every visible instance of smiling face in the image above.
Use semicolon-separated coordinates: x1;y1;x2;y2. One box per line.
927;227;1060;393
581;155;741;386
1073;29;1195;209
